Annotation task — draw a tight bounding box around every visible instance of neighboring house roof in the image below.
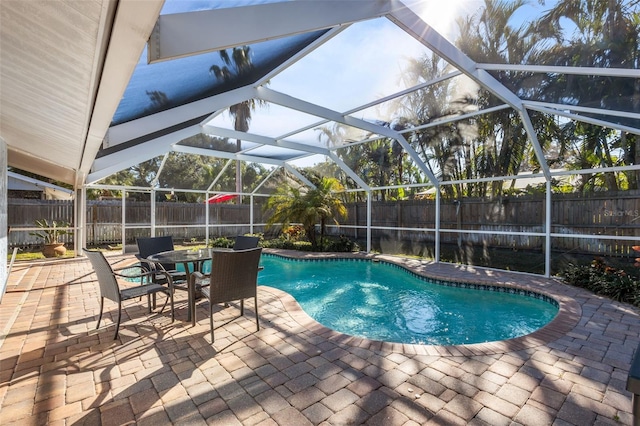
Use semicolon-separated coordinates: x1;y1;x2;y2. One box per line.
7;172;74;200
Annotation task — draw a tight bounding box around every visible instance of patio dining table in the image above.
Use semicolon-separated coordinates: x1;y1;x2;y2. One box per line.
147;248;233;326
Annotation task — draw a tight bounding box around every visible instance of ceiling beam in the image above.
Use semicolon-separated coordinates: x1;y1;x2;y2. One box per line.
477;63;639;78
523;100;640;122
388;8;524;109
256;87;440;187
105;86;256;148
327;152;371;191
148;1;403;63
526;104;640;137
87;125;201;184
202;125;330;156
173;145;288;167
387;7;552;179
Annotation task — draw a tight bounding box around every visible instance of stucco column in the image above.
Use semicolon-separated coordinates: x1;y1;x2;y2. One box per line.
1;137;8;300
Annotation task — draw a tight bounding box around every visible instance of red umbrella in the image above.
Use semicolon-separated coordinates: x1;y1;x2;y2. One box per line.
205;194;237;204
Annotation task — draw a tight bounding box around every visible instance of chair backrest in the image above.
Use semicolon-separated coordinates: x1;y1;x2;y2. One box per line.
83;249;120;302
233;235;259;250
137;236;175;257
208;247;262;303
137;236;176;269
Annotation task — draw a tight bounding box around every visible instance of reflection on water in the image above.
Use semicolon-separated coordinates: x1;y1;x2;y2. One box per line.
258;256;558;345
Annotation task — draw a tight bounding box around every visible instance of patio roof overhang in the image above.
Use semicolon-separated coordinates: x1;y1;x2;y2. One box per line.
2;0;639;191
1;0;164;187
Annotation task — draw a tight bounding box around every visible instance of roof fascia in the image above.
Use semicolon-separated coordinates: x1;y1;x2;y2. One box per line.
79;0;164;186
148;1;401;63
7;171;73;195
8;148;77;185
105;85;256;148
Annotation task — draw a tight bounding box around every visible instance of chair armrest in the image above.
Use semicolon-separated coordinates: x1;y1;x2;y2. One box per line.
191;271;210;287
112;263;147;274
114;268;175;288
135;257;158;272
113;268;156;280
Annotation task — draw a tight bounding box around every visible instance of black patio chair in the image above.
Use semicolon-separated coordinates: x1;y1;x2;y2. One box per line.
190;247;262;342
84;249;174;340
136;236;188;292
233;235;260;250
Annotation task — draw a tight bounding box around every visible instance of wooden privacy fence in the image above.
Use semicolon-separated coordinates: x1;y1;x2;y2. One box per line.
7;191;640;256
8;199;264;248
340;191;640;257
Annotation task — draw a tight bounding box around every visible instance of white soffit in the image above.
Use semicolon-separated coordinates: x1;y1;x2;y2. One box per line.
0;0;163;186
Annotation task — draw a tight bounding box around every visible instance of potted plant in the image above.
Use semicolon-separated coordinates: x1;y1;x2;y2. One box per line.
29;219;71;258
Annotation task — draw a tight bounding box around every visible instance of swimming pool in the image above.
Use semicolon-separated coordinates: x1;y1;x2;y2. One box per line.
258;255;558;346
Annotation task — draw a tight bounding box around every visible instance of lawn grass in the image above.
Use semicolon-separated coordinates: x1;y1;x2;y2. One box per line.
8;249;77;262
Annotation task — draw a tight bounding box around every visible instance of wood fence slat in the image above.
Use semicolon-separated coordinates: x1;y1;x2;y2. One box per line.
8;191;640;256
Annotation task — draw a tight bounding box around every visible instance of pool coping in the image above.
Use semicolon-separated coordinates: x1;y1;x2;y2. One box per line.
260;248;582;356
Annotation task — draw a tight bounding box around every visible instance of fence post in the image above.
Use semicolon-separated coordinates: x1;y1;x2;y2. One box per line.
121;191;126;252
366;191;371;252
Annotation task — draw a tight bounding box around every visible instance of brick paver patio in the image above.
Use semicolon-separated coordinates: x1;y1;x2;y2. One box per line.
1;249;638;425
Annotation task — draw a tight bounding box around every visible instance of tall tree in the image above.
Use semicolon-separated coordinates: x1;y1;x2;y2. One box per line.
398;54;467;199
536;0;640;191
210;46;268;203
452;0;561;197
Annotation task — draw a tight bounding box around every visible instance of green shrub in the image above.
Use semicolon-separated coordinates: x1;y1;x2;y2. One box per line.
209;237;233;248
325;235;360;252
261;234;359;252
260;235;295;249
560;258;640;307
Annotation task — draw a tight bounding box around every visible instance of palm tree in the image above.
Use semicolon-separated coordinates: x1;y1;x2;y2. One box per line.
265;177;347;250
449;0;562;197
210;46;267;203
536;0;640;191
308;177;348;248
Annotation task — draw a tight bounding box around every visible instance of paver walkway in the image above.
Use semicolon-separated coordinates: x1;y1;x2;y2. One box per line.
0;249;638;425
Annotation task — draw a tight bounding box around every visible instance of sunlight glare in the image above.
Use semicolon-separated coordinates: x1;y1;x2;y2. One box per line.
406;0;480;39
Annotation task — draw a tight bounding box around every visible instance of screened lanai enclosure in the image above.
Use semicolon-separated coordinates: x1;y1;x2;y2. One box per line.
3;0;640;279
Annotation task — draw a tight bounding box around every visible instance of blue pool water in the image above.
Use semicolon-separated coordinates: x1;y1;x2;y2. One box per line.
258;256;558;346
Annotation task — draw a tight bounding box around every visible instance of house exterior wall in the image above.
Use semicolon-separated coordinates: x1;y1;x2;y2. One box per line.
1;137;8;300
